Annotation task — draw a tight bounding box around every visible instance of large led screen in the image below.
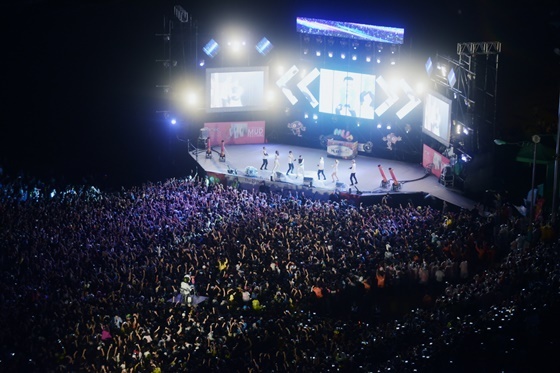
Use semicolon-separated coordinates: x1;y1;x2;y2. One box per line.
423;91;451;147
296;17;404;44
206;67;268;113
318;69;376;119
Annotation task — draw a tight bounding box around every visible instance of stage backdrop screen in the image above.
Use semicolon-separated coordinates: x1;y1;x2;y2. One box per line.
319;69;376;120
206;67;268;113
296;17;404;44
422;91;451;147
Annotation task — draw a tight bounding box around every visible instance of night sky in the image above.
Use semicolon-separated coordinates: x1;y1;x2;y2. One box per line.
1;1;559;189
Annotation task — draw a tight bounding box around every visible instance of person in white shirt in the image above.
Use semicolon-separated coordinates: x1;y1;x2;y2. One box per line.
349;159;358;185
287;150;295;175
260;147;269;170
317;156;326;180
331;159;339;182
272;150;280;174
296;155;305;179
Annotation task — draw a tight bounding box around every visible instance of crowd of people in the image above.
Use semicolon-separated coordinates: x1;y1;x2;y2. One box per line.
0;170;558;372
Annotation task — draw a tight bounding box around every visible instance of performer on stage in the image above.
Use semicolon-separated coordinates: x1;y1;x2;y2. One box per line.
260;146;269;170
331;159;339;182
296;154;305;179
317;156;326;180
219;140;226;161
287;150;295;175
272;150;280;174
349;159;358;186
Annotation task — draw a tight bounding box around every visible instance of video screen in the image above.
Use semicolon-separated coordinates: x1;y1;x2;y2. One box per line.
296;17;404;44
423;91;451;147
206;67;268;113
318;69;376;120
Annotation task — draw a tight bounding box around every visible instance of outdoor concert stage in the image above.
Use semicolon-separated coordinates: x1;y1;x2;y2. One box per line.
189;143;477;210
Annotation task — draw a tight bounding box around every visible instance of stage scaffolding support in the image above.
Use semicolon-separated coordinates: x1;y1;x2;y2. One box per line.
457;41;501;153
429;42;501;155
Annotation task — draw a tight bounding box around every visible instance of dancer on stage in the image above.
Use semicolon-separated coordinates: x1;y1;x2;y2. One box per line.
331;159;339;182
317;156;326;180
260;146;269;170
349;159;358;186
287;150;294;175
272;150;280;174
296;154;305;179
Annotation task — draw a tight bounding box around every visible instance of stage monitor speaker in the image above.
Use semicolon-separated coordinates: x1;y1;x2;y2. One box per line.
303;176;313;187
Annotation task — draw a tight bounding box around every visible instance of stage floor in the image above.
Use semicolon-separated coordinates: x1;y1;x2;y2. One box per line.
189;143;477;210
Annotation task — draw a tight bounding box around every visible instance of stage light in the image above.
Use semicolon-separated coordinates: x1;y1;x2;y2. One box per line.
366;56;371;62
303;48;309;55
171;118;177;125
256;37;273;56
351;54;357;61
304;113;309;119
377;123;382;129
456;124;462;134
328;51;333;58
316;50;321;57
203;39;220;58
198;59;205;67
447;68;456;88
425;57;433;76
312;113;318;120
390;58;396;65
376;57;381;64
377;43;383;53
390;45;397;54
341;53;346;59
386;124;391;130
463;127;469;135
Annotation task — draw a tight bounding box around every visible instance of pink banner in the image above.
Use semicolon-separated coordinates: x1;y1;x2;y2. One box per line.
422;144;450;178
203;121;266;146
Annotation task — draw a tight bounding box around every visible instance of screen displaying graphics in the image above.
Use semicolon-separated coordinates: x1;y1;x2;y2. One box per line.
275;65;422;121
423;91;451;147
319;69;376;119
296;17;404;44
206;67;268;113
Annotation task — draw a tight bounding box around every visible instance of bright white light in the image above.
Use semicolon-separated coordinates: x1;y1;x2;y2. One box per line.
366;56;371;62
328;51;333;58
316;50;321;57
377;123;382;129
352;54;357;61
341;53;346;59
376;57;381;64
185;92;198;107
171;118;177;125
312;113;318;120
266;90;275;103
386;124;391;130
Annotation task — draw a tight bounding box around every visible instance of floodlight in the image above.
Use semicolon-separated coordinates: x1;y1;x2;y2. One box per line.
425;57;433;76
447;68;456;88
203;39;220;58
256;37;273;56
